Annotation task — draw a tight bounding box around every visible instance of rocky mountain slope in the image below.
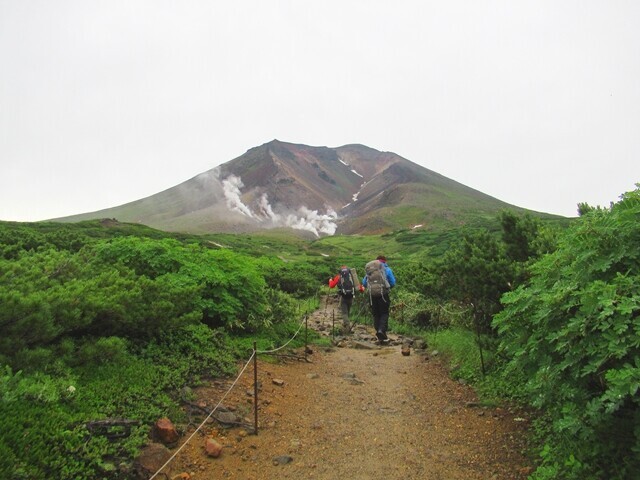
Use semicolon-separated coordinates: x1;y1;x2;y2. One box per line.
55;140;546;236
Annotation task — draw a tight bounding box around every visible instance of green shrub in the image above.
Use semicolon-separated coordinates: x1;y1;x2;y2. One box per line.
257;258;329;298
263;287;298;326
0;322;241;479
76;336;130;366
0;222;332;478
424;328;494;383
494;186;640;479
141;324;237;384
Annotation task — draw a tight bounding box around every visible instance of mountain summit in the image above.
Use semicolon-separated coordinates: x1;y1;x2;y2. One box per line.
56;140;529;236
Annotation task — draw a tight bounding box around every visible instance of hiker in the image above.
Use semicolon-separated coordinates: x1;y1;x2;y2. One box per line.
328;265;359;332
361;255;396;343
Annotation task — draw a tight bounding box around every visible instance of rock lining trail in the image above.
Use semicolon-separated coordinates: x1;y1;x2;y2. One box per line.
160;296;532;480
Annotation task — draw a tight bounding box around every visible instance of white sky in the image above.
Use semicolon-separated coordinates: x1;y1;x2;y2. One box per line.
1;1;639;221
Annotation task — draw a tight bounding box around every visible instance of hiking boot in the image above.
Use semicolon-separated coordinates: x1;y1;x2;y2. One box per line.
376;331;385;342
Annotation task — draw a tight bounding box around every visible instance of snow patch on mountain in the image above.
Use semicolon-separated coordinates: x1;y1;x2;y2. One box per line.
351;181;368;203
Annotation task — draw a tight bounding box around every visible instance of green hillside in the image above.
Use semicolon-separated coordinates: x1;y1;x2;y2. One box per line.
2;185;637;480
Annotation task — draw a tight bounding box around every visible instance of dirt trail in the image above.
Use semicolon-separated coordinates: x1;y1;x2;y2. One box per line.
165;297;532;480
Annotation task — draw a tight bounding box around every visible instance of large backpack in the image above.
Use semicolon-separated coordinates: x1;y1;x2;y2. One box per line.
339;267;355;298
365;260;390;298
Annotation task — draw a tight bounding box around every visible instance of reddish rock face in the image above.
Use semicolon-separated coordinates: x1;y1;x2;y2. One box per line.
154;417;179;444
133;443;171;478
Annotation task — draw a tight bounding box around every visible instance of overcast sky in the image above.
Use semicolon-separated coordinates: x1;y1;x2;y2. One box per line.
1;1;639;222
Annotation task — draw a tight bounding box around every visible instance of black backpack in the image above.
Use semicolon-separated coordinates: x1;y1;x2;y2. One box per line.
339;267;354;297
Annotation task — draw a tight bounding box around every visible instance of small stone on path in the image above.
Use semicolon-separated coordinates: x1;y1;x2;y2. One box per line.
205;438;223;458
273;455;293;465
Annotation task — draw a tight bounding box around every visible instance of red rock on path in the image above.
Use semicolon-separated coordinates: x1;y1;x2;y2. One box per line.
204;437;223;458
154;417;179;445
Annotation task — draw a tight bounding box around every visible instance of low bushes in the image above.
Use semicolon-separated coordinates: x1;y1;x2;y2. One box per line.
494;188;640;479
0;224;318;479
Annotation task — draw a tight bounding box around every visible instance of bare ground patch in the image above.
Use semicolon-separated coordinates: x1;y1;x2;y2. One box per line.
158;299;532;480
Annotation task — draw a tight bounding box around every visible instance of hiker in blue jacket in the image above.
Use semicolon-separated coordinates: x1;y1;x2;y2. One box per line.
361;255;396;343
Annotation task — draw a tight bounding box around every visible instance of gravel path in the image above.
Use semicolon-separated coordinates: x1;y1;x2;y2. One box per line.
162;298;532;480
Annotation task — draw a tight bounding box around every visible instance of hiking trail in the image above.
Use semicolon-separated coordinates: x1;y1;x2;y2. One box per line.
147;296;532;480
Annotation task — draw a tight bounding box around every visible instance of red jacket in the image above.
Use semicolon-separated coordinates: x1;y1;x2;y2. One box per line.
329;270;364;292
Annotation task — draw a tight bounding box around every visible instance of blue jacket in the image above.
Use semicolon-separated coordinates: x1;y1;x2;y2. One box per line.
362;261;396;288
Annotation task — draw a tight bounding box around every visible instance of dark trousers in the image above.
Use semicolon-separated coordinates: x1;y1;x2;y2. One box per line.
339;295;353;327
370;292;390;334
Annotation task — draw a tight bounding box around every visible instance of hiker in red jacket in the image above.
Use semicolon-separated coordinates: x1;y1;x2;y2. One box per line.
328;265;359;333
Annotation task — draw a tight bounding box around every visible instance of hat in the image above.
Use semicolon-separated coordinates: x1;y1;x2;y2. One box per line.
376;255;386;262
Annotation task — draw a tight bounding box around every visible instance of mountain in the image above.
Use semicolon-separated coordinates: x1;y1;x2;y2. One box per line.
55;140;554;236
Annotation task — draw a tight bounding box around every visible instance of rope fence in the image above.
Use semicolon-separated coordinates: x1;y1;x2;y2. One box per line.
148;311;311;479
147;294;477;478
255;314;307;354
148;352;255;479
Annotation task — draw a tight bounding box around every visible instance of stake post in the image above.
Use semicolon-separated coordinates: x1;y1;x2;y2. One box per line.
253;342;259;434
332;309;335;342
304;315;308;362
471;306;486;378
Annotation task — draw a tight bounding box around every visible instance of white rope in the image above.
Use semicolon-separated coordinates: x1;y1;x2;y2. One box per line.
148;351;256;480
256;315;307;354
149;314;309;477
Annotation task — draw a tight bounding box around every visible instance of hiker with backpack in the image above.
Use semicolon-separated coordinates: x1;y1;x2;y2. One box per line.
328;265;360;333
361;255;396;343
